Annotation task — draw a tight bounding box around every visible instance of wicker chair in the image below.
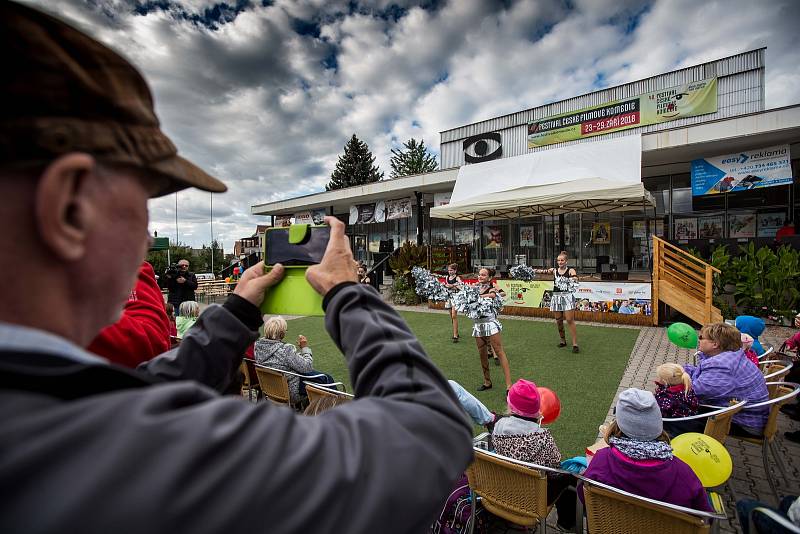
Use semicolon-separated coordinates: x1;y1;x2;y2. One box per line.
577;475;726;533
254;365;293;407
662;399;747;445
726;382;800;505
240;358;261;401
254;364;344;411
760;360;793;396
466;447;570;534
305;382;353;405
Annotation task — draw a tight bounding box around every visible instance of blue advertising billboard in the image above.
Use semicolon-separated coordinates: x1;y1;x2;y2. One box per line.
691;144;792;196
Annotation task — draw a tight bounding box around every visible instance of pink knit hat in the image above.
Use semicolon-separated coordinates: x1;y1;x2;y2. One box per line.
507;379;541;418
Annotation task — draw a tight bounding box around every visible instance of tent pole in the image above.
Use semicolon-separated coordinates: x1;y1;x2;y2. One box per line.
472;214;477;271
579;212;583;275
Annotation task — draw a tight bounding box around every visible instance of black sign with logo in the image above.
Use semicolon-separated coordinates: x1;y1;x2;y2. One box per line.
463;132;502;163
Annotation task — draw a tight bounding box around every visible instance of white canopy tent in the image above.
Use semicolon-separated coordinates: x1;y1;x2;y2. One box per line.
430;135;654;220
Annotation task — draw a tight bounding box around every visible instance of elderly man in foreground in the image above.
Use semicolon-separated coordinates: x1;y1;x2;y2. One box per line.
0;3;472;533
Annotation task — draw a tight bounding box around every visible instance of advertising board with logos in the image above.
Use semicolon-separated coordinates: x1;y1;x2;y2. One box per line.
528;78;717;148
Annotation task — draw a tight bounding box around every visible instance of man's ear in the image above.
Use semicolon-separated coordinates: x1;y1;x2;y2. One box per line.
35;153;97;261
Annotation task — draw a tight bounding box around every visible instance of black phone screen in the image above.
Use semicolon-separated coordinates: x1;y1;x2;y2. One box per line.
265;226;330;266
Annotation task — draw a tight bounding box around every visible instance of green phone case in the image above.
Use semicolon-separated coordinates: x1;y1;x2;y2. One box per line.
260;224;324;317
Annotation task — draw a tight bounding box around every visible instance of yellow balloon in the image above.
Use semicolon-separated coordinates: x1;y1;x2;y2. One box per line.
225;277;231;283
671;433;733;487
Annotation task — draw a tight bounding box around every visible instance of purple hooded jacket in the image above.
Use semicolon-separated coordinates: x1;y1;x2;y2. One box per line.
580;448;713;512
684;349;769;431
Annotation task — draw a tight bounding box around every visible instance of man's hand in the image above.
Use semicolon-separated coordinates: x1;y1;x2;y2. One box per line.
177;277;185;284
233;261;285;307
297;335;308;348
306;216;358;296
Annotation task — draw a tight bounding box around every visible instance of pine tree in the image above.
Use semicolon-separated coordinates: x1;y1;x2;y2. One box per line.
326;134;384;191
389;138;438;179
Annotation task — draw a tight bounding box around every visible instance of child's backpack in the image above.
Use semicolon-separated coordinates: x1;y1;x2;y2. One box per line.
431;474;487;534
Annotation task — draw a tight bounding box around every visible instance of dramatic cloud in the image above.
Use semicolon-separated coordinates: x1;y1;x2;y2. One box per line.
23;0;800;252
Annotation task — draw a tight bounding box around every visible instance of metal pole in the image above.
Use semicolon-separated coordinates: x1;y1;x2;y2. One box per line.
175;191;179;245
210;192;214;275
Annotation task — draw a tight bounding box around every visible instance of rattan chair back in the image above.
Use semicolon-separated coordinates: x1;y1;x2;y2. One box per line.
761;361;791;396
703;400;746;444
466;448;549;527
305;382;353;405
255;366;291;407
582;481;713;533
240;358;261;400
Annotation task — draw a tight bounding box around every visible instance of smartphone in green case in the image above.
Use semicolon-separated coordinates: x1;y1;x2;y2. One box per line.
261;224;329;317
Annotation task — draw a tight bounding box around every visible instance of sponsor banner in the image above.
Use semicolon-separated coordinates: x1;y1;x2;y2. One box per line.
386;197;412;220
294;208;326;225
274;215;292;227
349;202;386;224
492;279;652;315
433;192;452;207
691;144;792;196
496;280;554;308
574;282;652;315
528;78;717;148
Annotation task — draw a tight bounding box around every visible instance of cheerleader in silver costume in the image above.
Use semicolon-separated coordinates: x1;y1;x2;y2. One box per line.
535;251;580;353
443;263;463;343
472;268;513;393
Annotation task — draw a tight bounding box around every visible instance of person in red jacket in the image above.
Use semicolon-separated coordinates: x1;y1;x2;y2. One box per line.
87;261;171;367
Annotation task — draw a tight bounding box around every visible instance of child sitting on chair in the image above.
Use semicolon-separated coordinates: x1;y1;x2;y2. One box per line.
491;379;576;531
741;333;759;367
581;388;713;512
653;363;699;418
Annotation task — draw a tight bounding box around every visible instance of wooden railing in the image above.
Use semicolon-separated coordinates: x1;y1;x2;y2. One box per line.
652;236;721;326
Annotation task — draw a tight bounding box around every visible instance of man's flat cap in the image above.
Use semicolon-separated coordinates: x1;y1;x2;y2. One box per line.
0;1;226;196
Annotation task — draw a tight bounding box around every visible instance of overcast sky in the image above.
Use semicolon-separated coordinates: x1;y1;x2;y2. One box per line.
25;0;800;253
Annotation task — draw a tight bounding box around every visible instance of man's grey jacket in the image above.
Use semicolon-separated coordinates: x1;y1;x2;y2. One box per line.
0;283;473;533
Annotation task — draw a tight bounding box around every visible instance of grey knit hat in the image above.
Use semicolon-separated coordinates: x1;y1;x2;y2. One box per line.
615;388;663;441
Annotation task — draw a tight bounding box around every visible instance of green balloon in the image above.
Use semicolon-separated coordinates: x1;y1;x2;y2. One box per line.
667;322;698;349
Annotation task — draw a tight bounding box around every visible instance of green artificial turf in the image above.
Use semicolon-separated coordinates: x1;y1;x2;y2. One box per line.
284;310;640;456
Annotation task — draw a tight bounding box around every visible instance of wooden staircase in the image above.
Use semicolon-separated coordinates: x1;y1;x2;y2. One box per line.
652;236;722;327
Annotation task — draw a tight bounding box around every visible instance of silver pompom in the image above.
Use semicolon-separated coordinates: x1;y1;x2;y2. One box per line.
509;264;536;281
450;284;504;319
411;267;451;301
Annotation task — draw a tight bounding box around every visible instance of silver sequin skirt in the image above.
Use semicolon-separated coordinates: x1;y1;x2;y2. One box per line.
472;318;502;337
549;292;575;312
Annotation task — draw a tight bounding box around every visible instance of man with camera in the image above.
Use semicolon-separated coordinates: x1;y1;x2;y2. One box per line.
0;3;472;533
165;259;198;311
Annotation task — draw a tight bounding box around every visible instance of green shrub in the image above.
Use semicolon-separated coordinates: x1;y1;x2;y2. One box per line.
711;243;800;321
390;276;420;305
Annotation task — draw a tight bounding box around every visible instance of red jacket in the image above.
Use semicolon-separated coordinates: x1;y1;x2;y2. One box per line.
87;262;171;367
